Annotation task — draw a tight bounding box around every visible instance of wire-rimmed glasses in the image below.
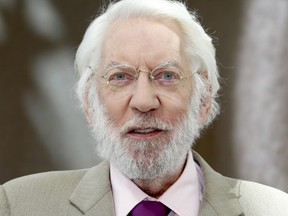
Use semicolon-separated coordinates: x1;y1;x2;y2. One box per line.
89;60;194;92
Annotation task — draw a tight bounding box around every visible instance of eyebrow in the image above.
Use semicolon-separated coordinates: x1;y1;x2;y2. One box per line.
103;61;132;73
156;60;183;72
103;59;184;73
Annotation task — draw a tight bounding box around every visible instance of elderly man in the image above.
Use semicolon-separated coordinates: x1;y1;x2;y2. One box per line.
1;0;288;215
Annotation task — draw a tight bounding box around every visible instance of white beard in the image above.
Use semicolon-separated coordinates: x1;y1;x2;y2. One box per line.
89;97;201;180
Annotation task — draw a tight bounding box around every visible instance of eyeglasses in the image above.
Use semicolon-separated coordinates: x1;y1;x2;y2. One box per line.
89;60;194;91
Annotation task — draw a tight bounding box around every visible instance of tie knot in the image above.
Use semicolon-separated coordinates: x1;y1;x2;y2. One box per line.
130;200;170;216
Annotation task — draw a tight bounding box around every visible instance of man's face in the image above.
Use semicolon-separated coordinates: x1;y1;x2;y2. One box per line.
89;18;199;179
98;18;193;135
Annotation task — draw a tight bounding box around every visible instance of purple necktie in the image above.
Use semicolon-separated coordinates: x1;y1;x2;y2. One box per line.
129;200;170;216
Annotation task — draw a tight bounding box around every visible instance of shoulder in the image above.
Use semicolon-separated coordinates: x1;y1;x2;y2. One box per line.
2;161;109;193
3;168;87;195
193;151;288;215
0;169;85;215
2;169;87;207
0;185;10;216
236;179;288;215
0;161;109;215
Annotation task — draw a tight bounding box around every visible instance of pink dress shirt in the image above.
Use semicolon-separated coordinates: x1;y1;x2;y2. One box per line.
110;151;204;216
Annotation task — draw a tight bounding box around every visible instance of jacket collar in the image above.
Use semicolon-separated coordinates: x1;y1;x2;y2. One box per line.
69;152;244;216
193;151;244;216
69;161;115;216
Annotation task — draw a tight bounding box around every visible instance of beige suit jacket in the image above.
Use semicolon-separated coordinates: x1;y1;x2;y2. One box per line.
1;152;288;216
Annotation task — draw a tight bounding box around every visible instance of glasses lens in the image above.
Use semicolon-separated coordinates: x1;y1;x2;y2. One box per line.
151;67;182;86
106;66;136;87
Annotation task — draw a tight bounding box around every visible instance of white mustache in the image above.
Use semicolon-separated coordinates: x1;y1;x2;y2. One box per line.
120;114;173;135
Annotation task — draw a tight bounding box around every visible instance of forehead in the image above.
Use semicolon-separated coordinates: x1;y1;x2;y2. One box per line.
101;18;185;68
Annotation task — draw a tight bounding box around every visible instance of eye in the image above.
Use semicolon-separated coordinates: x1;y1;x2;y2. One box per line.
162;72;174;80
107;71;135;86
111;73;128;81
153;69;181;82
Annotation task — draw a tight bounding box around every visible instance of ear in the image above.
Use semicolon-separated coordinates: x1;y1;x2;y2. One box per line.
198;71;212;124
199;94;212;124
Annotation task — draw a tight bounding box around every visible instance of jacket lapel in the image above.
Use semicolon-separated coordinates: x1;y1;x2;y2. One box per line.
193;152;245;216
69;161;115;216
68;152;245;216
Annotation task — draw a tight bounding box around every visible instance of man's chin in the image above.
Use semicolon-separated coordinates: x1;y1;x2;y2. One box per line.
119;165;168;180
111;151;173;180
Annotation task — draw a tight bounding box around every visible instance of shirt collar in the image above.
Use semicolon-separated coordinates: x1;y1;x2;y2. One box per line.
110;151;203;216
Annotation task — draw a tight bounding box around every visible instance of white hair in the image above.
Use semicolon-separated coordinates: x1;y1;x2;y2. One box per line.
75;0;220;128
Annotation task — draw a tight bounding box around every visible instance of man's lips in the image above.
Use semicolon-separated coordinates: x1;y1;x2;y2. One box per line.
126;128;164;138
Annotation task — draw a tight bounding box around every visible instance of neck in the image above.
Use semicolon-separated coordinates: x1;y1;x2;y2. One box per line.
132;163;185;198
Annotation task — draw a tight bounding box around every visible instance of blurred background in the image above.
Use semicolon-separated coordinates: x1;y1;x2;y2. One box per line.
0;0;287;192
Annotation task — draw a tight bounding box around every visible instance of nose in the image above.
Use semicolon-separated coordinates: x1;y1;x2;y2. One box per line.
129;74;160;113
